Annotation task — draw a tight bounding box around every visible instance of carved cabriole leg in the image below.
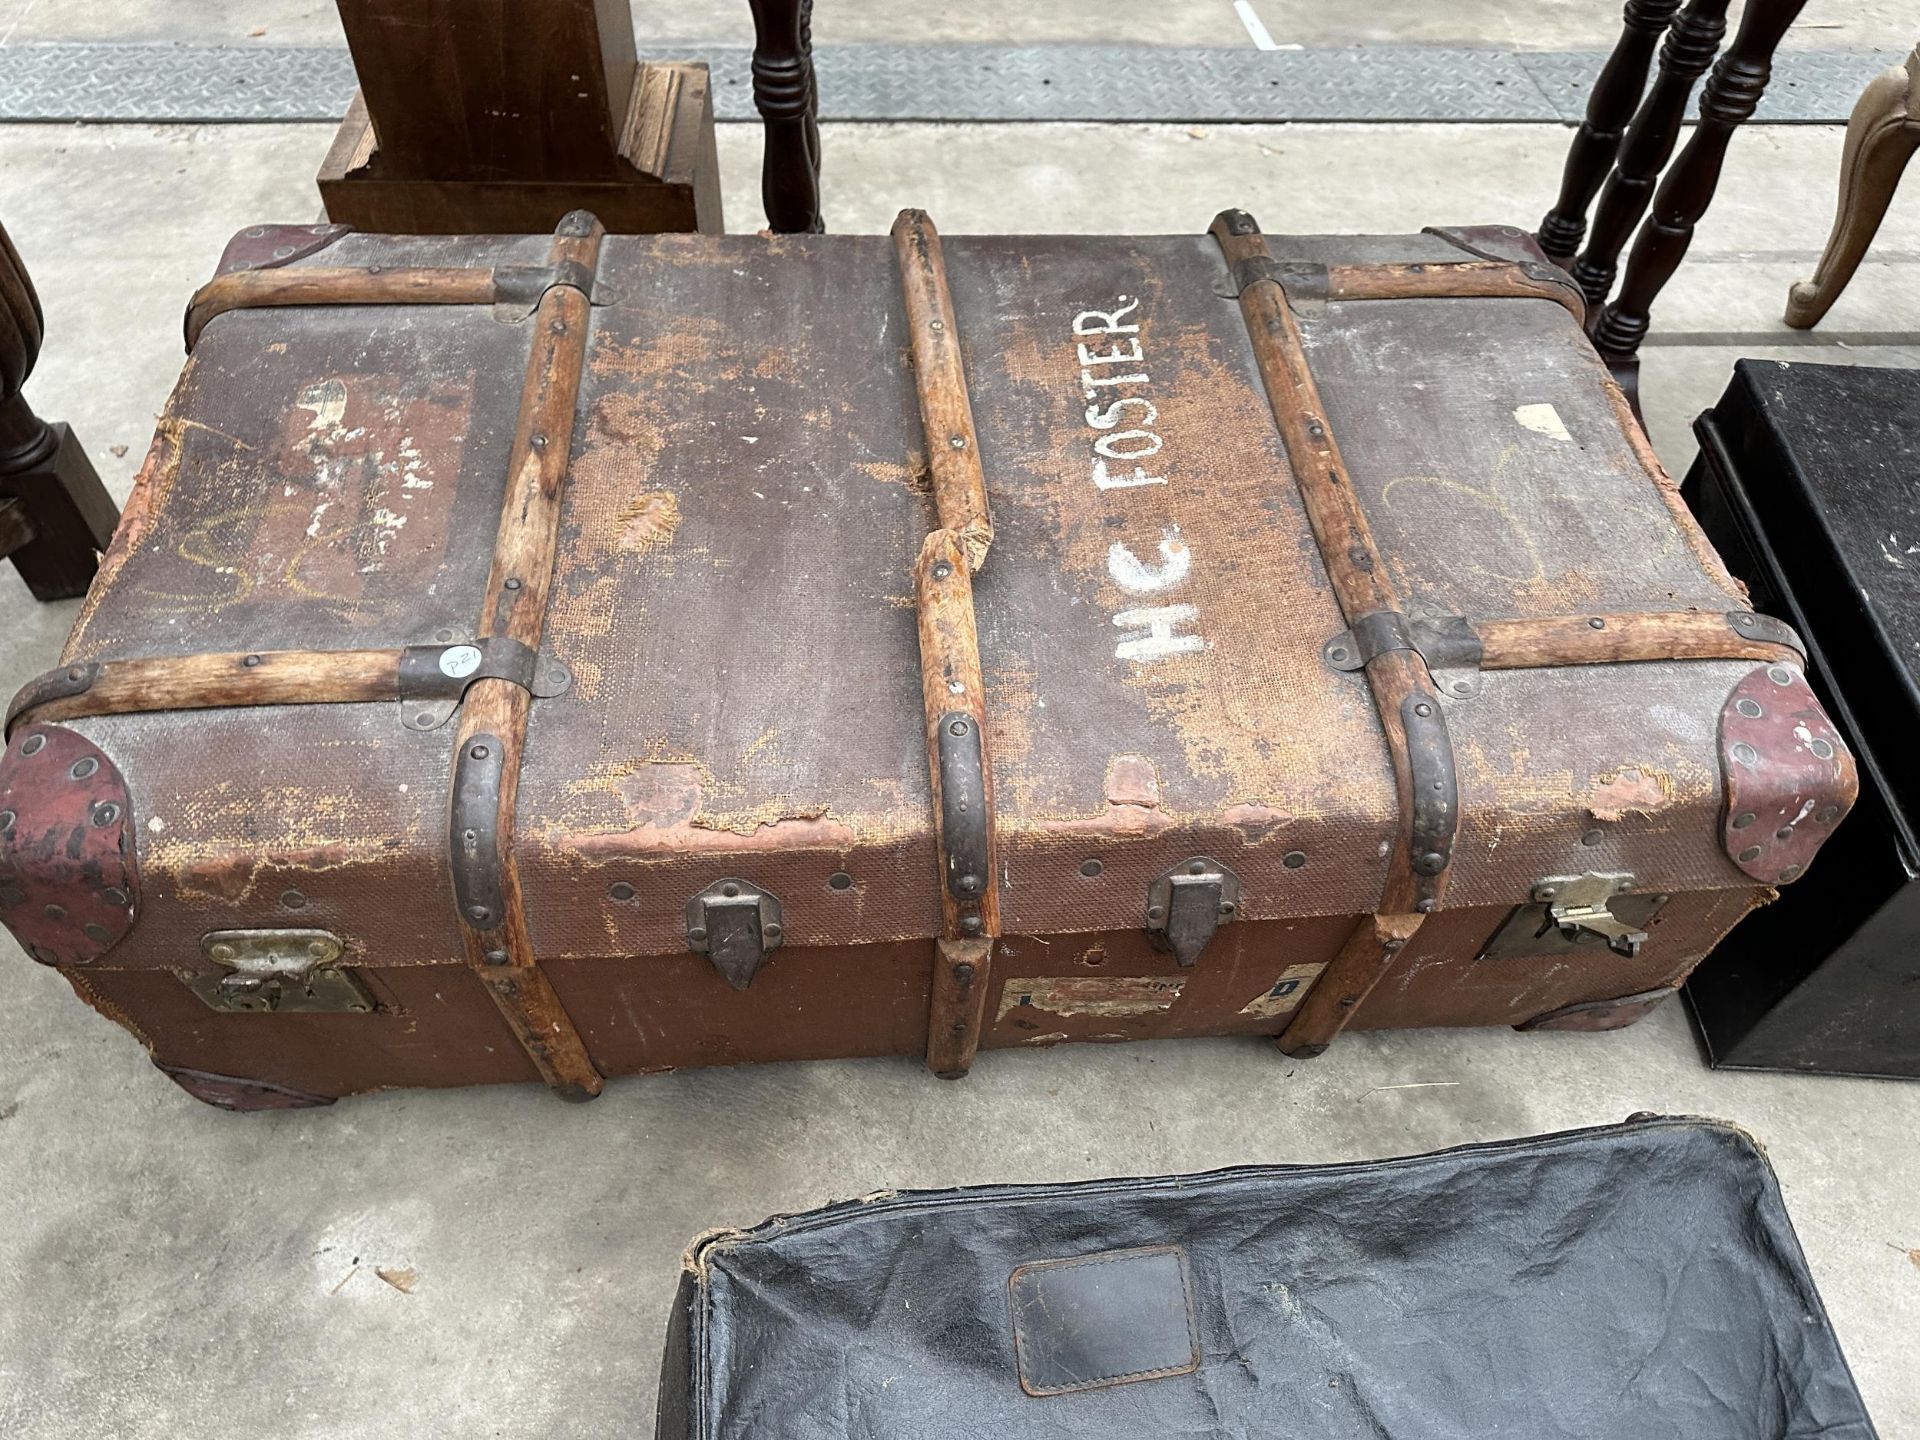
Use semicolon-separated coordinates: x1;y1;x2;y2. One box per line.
1537;0;1683;264
1785;46;1920;329
1595;0;1811;370
748;0;824;233
1573;0;1731;311
0;222;116;601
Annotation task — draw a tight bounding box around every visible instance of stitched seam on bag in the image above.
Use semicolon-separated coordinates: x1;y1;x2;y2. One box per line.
1011;1246;1200;1395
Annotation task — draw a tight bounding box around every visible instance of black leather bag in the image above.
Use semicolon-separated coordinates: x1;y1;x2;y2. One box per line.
656;1117;1875;1438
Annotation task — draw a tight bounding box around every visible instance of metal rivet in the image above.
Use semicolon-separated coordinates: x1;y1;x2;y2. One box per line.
1781;864;1803;881
1816;806;1839;823
948;718;969;736
1413;702;1433;718
19;735;44;756
90;802;119;827
947;680;964;694
948;436;966;450
956;874;982;895
0;809;13;833
43;903;66;921
209;943;235;962
1732;812;1756;830
932;562;952;580
469;744;490;760
688;926;708;942
435;628;457;643
243;653;263;668
414;713;437;728
467;905;490;923
530;434;548;451
1775;827;1794;841
1736;698;1762;718
101;887;127;906
721;882;740;898
1416;898;1437;913
1283;850;1307;869
960;914;984;936
952;960;974;983
763;923;783;940
1734;613;1755;628
1419;851;1446;873
1810;738;1834;760
1079;859;1103;878
271;245;295;259
1537;886;1557;900
1188;859;1207;875
1581;828;1603;847
1219;901;1237;915
245;226;266;238
1328;646;1349;663
1767;667;1793;686
1146;905;1164;921
1738;845;1762;863
929;319;944;331
1453;681;1471;695
68;757;98;780
307;940;330;958
504;577;523;590
828;871;854;891
1731;742;1758;766
67;667;85;682
485;949;509;966
1588;617;1606;629
608;881;636;902
82;923;111;944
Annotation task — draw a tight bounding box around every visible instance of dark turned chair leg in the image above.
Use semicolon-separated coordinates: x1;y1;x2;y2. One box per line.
0;223;116;602
1537;0;1682;266
1594;0;1810;385
748;0;824;234
1572;0;1730;312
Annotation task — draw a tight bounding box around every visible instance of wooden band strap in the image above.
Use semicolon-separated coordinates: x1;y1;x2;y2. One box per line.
1224;257;1585;325
893;210;995;570
895;210;1000;1080
448;211;606;1101
1213;206;1456;1056
183;259;600;350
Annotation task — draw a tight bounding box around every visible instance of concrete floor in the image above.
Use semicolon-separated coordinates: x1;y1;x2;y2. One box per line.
1;0;1912;49
2;112;1918;1436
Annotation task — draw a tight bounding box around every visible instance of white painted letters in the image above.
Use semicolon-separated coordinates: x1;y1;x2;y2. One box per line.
1072;293;1206;664
1113;605;1204;661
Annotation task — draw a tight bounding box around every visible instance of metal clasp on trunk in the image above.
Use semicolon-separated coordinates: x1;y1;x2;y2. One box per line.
686;879;784;990
1146;856;1241;967
185;928;374;1013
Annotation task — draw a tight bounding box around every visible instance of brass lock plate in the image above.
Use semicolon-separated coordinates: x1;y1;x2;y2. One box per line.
181;928;375;1014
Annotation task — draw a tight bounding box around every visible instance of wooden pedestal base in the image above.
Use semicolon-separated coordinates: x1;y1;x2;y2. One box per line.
317;61;723;236
1;419;117;601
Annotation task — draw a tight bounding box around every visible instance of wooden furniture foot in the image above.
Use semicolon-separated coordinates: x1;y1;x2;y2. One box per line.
319;0;722;236
749;0;824;233
0;224;115;601
1785;45;1920;329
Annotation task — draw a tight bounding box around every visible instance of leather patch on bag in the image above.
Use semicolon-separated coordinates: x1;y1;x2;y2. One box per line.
1008;1244;1200;1396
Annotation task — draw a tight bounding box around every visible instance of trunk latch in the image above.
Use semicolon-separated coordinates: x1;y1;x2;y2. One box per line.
686;879;784;990
185;929;374;1013
1146;856;1241;967
1536;873;1648;957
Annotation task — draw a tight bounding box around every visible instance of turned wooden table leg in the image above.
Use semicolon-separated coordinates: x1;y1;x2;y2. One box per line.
748;0;824;233
1786;45;1920;329
1594;0;1809;383
0;223;116;601
1538;0;1683;265
1573;0;1730;311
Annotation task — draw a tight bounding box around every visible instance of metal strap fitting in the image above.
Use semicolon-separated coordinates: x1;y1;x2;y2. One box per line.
492;260;601;310
1216;255;1331;303
1725;611;1806;658
1402;695;1459;907
1323;612;1483;694
397;638;572;731
936;713;992;937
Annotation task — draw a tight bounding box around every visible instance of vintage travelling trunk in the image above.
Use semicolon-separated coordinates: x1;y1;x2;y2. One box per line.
0;211;1860;1109
1683;360;1920;1079
657;1117;1877;1438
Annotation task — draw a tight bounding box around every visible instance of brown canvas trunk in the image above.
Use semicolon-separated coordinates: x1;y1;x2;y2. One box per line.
0;212;1859;1109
